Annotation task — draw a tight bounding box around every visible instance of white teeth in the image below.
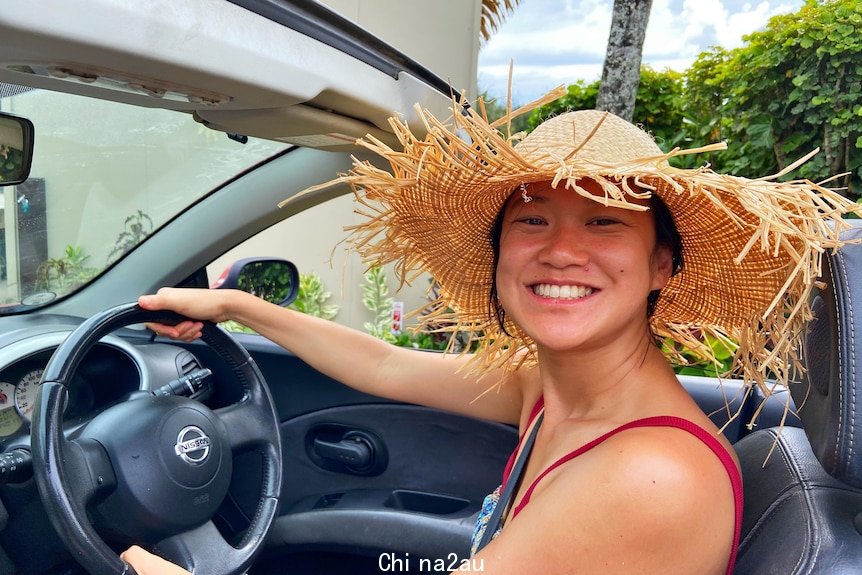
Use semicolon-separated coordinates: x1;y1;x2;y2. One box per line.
532;284;594;300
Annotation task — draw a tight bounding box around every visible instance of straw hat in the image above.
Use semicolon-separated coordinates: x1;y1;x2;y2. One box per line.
290;92;860;416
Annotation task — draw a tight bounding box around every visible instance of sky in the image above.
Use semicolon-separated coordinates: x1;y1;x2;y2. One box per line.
478;0;805;104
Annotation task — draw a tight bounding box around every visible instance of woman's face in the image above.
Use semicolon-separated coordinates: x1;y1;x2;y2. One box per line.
495;180;673;354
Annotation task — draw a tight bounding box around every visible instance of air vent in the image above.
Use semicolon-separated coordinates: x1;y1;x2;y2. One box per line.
176;351;201;376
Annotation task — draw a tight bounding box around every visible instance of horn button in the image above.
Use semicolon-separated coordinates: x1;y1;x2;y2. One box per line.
81;394;232;540
161;411;224;487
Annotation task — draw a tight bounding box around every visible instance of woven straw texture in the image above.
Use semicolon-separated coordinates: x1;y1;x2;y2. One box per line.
289;100;860;421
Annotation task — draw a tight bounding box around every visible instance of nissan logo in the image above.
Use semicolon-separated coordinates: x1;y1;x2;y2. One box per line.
174;425;211;466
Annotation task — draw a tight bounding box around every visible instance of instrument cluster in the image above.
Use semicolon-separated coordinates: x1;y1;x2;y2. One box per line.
0;344;140;442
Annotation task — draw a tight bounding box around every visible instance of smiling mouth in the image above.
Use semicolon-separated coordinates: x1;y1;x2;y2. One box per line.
531;284;594;300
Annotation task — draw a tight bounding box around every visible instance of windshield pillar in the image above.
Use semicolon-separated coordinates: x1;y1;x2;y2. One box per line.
2;187;20;305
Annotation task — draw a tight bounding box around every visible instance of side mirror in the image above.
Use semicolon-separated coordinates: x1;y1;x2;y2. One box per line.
211;257;299;307
0;112;34;186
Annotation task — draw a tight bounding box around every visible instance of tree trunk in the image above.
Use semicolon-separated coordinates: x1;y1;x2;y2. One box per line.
596;0;653;121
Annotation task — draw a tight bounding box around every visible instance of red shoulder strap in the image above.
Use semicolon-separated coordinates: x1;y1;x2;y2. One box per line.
510;416;742;575
501;396;545;487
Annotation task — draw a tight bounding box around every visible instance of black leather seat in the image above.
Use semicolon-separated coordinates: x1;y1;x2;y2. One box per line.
734;224;862;574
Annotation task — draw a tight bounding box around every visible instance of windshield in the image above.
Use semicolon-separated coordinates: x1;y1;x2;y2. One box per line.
0;85;287;310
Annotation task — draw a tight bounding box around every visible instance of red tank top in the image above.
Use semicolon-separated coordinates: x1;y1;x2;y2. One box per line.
500;397;743;575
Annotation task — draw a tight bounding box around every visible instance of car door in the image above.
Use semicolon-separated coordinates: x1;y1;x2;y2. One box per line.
196;334;518;574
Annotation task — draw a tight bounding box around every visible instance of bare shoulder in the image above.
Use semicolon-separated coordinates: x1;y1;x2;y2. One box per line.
587;424;737;506
475;425;737;574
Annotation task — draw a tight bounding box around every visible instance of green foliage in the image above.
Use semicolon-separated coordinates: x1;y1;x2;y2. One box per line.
392;330;451;351
528;67;687;152
362;266;395;342
289;272;339;320
683;0;862;193
528;80;599;129
664;334;737;378
37;245;99;293
518;1;862;199
221;270;339;334
107;210;153;263
479;90;532;140
236;261;297;306
0;145;24;183
219;319;256;334
632;67;687;151
361;268;472;351
675;46;735;169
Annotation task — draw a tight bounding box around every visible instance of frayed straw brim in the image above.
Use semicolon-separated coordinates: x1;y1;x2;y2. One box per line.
286;93;861;424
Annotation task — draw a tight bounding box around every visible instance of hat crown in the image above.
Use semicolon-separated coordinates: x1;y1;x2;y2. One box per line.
514;110;664;169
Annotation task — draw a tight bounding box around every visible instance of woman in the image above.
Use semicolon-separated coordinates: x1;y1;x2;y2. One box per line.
122;106;858;574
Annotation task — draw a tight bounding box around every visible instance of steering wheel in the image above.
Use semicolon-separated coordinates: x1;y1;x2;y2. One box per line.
31;303;283;575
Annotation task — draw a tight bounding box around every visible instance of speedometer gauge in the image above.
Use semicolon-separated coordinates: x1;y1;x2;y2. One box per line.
0;382;22;436
14;369;44;423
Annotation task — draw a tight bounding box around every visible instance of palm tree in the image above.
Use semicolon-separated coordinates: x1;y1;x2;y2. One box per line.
595;0;653;121
481;0;652;122
480;0;521;42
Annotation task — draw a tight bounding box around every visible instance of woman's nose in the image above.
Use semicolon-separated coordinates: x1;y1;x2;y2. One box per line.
537;226;590;268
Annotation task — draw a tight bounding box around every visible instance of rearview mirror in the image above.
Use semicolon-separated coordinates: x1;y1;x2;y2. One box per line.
211;257;299;307
0;112;34;186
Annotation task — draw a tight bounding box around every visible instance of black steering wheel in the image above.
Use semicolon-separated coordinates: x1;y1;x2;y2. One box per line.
31;303;283;575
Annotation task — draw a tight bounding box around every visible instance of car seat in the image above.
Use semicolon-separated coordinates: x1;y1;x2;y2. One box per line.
733;224;862;574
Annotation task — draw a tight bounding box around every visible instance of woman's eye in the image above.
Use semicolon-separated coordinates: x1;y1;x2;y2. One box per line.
590;218;619;226
517;217;546;225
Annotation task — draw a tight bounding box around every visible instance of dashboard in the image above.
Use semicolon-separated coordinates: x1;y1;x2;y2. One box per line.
0;329;205;452
0;345;139;441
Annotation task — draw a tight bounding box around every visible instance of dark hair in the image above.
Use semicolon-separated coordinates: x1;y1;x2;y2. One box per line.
488;191;684;333
647;193;684;317
489;204;512;336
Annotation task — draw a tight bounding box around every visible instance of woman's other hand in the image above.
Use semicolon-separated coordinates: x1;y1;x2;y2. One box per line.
121;546;190;575
138;287;236;342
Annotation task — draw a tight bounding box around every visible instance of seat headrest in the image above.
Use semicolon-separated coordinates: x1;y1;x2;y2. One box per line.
794;223;862;488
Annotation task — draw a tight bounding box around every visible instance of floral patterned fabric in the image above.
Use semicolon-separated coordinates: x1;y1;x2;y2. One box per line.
470;485;502;557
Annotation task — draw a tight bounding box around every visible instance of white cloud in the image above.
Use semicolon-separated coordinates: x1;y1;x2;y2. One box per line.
720;1;796;47
481;0;610;65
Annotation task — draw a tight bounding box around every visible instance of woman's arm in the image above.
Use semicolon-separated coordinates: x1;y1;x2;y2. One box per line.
139;287;525;424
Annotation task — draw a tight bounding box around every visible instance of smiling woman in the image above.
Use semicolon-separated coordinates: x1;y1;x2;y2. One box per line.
493;180;672;353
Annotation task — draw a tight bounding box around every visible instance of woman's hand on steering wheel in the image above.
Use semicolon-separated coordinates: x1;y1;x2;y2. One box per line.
139;287;233;342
